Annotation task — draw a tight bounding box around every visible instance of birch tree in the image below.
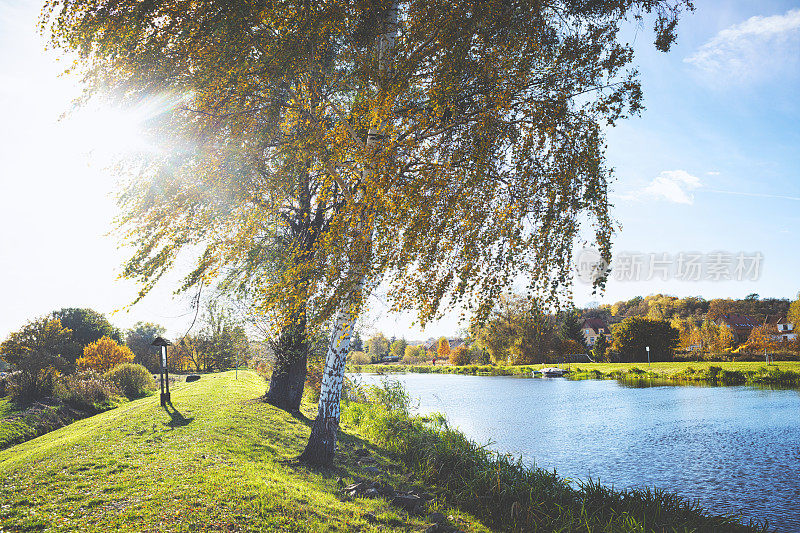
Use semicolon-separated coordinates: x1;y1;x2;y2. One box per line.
43;0;692;465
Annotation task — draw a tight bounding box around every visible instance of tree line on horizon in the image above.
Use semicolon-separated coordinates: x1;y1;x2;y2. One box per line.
353;292;800;366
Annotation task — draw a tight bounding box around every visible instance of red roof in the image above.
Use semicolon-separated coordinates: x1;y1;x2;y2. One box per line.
764;314;790;326
582;318;610;334
716;314;759;329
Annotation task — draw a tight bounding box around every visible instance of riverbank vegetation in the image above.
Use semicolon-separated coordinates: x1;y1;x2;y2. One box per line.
351;361;800;388
356;293;800;369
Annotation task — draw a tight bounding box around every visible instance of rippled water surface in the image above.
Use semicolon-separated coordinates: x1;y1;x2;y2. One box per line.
356;373;800;531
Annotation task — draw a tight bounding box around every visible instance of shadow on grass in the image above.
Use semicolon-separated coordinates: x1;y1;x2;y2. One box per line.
164;402;194;428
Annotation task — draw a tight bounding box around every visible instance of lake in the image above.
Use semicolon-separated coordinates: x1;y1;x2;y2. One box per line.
354;373;800;532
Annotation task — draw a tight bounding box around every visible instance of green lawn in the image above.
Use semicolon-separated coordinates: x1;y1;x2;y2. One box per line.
0;398;36;450
0;371;488;532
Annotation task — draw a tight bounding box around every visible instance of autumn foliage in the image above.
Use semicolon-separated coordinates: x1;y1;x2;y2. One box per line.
741;325;781;354
76;336;134;373
449;346;470;366
437;338;451;362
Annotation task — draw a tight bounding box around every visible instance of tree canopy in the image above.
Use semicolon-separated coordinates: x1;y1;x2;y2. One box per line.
0;316;72;372
43;0;693;331
76;336;135;373
611;317;679;362
51;308;122;363
125;321;167;372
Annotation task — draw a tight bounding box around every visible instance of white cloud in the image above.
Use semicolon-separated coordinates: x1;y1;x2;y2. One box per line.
641;170;702;204
685;9;800;83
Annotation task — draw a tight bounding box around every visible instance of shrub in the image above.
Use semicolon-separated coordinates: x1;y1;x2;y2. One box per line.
0;373;10;397
400;353;417;365
7;368;60;403
77;336;134;373
104;363;156;399
449;346;470;366
1;317;72;402
54;371;119;410
348;350;371;365
718;369;746;385
706;365;722;380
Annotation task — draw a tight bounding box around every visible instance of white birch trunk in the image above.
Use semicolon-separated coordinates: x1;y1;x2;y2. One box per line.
315;305;356;421
300;1;399;465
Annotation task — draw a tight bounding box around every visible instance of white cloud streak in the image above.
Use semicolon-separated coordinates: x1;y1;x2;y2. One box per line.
685;9;800;83
640;170;702;204
704;188;800;202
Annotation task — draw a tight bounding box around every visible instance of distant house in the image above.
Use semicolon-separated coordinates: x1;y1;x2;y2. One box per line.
764;315;797;342
422;337;468;351
581;319;612;347
715;314;759;343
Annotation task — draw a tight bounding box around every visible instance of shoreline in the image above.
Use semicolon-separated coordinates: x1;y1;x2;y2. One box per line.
349;361;800;388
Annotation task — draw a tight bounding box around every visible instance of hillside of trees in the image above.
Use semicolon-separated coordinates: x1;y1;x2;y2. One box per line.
587;294;789;324
355;293;799;366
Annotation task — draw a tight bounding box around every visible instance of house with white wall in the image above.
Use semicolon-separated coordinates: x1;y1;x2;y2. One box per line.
581;318;612;346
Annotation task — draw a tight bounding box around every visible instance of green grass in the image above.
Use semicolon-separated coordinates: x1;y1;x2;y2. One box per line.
0;371;489;532
0;395;122;451
352;361;800;387
0;398;37;450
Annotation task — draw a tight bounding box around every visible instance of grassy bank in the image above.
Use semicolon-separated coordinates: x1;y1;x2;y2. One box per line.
569;361;800;386
0;398;34;449
0;397;118;451
351;361;800;387
342;380;766;532
0;371;488;532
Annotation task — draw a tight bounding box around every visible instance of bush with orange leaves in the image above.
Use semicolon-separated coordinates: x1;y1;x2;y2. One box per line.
76;335;134;373
449;346;470;366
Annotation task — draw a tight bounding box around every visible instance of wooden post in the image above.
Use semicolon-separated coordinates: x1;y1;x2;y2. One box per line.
151;337;172;407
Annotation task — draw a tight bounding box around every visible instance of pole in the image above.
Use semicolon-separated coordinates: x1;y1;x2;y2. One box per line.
152;337;172;407
163;345;171;404
159;357;165;406
646;346;650;370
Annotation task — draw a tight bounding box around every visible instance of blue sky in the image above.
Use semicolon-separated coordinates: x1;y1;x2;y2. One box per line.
571;1;800;309
0;1;798;341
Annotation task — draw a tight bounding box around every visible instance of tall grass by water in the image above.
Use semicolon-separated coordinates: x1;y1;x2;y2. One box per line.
342;379;769;532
